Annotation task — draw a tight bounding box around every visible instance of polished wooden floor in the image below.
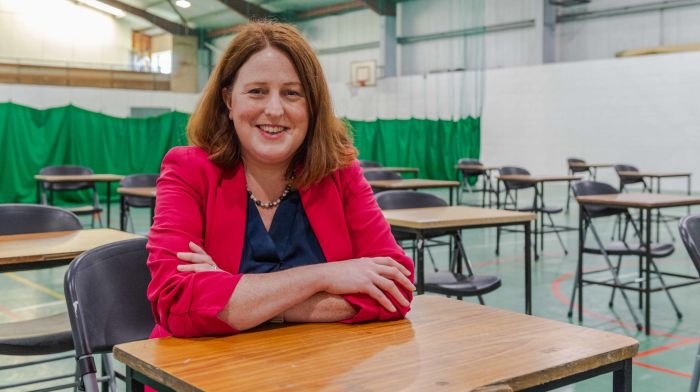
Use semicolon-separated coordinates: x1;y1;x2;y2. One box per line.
1;184;698;391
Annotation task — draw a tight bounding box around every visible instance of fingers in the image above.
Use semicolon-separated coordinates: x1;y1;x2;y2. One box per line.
176;263;219;273
176;252;215;265
366;286;396;313
371;257;412;277
375;275;410;307
377;265;416;292
188;241;207;255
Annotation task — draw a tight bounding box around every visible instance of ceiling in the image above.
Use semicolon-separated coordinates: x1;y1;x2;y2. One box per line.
110;0;390;37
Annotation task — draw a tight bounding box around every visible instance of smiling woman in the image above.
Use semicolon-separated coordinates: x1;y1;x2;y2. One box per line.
146;21;415;339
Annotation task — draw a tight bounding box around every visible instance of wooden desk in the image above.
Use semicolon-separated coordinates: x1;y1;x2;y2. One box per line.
114;296;638;392
368;179;460;205
575;193;700;334
362;167;420;177
496;175;582;259
34;174;125;229
383;206;535;314
0;228;143;272
117;187;156;231
568;163;613;179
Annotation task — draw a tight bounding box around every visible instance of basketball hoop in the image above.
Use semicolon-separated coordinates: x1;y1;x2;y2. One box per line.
358;79;366;87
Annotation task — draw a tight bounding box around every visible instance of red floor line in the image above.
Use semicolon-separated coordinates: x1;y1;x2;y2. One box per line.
633;360;691;379
636;338;700;358
550;270;688;340
0;303;23;321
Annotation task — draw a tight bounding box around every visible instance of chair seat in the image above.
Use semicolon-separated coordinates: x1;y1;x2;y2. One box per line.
0;312;74;355
67;205;103;215
425;272;501;297
584;241;675;258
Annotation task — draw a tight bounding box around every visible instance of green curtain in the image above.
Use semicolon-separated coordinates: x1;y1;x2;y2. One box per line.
0;102;188;204
348;117;480;181
0;103;480;204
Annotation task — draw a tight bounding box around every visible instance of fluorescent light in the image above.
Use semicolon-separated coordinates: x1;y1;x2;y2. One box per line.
76;0;126;18
175;0;191;8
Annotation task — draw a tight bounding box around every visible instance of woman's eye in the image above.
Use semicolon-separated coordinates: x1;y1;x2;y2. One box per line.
285;90;302;97
248;88;264;95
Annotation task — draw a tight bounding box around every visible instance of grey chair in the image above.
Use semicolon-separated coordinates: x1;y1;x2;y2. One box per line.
64;237;154;392
566;158;593;211
39;165;103;227
457;158;494;207
359;160;382;168
497;166;568;255
119;174;158;232
364;170;401;193
569;181;680;331
375;190;501;303
678;214;700;392
0;204;81;390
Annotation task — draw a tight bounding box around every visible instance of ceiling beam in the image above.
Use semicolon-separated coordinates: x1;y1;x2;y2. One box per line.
292;0;367;21
207;23;247;39
97;0;196;35
359;0;395;16
217;0;273;20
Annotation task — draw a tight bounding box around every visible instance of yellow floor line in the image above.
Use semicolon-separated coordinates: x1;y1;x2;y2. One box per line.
5;273;64;300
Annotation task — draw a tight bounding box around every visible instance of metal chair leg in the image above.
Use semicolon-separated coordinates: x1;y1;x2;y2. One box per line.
648;259;683;319
546;212;568;255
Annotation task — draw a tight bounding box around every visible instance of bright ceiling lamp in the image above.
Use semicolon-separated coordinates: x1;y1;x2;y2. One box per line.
175;0;191;8
76;0;126;18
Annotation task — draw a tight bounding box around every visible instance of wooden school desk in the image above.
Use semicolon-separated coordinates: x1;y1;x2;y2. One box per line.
117;187;156;231
368;179;460;205
114;296;638;392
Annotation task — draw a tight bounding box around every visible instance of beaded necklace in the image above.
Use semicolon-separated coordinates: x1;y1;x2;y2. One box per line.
246;177;294;209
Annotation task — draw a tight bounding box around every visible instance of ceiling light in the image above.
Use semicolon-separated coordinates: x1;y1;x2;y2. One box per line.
76;0;126;18
175;0;191;8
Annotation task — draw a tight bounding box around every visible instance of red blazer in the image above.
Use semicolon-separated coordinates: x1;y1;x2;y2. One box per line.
146;146;414;338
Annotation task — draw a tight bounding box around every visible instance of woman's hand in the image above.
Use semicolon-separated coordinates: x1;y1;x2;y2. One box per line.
176;241;220;272
320;257;415;313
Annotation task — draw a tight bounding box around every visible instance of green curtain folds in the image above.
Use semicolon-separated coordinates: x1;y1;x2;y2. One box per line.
348;117;481;181
0;102;188;204
0;102;480;204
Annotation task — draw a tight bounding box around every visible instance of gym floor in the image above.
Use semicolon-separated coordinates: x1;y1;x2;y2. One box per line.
2;184;698;391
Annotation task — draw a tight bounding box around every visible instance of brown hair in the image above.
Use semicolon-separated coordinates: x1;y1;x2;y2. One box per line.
187;21;357;188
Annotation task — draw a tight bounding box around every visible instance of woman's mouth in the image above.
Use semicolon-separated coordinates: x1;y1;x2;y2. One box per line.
257;125;287;135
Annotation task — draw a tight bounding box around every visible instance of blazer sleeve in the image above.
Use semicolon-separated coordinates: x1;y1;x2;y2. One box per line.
146;147;241;337
338;161;414;323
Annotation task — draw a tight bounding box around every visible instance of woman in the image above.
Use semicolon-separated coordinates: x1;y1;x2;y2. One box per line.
146;21;414;338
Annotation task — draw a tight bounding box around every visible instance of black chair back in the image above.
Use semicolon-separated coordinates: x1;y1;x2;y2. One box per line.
0;204;81;235
363;170;402;181
39;165;94;191
499;166;532;190
567;157;590;174
679;215;700;277
359;160;382;168
614;164;644;185
571;181;627;218
457;158;484;177
64;238;154;388
120;174;158;208
375;190;447;210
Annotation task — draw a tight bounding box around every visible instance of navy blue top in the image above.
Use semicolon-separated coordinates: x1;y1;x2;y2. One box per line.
239;190;326;273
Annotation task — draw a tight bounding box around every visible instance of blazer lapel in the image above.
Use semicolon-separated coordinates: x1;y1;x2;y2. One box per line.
301;175;353;262
208;163;247;274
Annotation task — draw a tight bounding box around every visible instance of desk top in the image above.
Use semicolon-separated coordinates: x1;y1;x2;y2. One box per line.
117;187;156;198
368;179;460;189
497;175;582;183
569;163;613;169
454;164;500;171
113;296;638;392
617;171;691;178
34;174;124;182
383;206;535;229
576;193;700;208
362;167;420;173
0;229;143;266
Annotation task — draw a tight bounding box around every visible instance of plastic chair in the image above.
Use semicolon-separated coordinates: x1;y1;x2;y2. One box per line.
64;237;154;392
119;174;158;232
364;170;401;193
375;190;501;303
614;164;648;192
39;165;103;227
566;158;593;211
497;166;568;255
569;181;680;331
679;214;700;392
0;204;81;390
457;158;494;207
359;160;382;168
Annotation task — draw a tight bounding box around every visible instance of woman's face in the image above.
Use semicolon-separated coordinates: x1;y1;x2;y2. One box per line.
226;47;309;170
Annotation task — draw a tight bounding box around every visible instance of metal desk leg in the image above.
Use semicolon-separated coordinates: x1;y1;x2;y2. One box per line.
656;178;661;243
416;232;425;295
689;175;692;215
449;187;453;205
539;182;545;254
613;359;633;392
578;204;584;322
120;195;126;232
126;367;144;392
106;182;112;229
645;208;652;335
35;181;40;204
525;221;532;315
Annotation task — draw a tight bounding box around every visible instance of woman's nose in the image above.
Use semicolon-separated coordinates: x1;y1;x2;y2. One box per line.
264;94;284;117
